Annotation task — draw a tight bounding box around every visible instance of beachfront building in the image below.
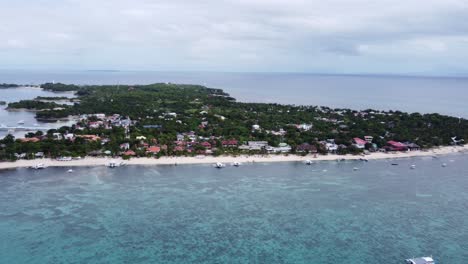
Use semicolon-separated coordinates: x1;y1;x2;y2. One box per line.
267;143;292;153
200;142;212;149
322;139;338;153
123;150;136;156
296;143;318;153
146;146;161;155
353;138;367;149
120;143;130;150
386;141;408;151
222;140;238;148
404;142;421;151
239;141;269;151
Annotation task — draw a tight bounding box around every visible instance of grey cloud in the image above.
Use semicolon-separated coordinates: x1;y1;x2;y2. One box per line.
0;0;467;75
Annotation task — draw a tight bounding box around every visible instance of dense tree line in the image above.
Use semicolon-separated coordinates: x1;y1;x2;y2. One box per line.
0;82;466;160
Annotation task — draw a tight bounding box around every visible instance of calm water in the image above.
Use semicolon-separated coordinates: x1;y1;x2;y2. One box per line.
1;70;468;117
0;87;75;137
1;155;468;263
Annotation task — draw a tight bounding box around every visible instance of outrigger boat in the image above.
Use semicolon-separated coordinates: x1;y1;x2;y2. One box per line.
405;256;435;264
214;162;225;168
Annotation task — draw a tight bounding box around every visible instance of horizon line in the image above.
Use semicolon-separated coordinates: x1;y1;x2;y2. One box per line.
1;68;467;79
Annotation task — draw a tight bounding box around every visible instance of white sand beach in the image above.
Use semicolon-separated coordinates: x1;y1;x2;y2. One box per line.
0;145;467;170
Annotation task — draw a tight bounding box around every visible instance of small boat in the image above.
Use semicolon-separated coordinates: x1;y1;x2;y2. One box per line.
232;162;241;167
305;160;313;165
214;162;225;168
107;160;118;168
67;169;73;173
442;163;447;167
405;256;435;264
359;158;369;162
391;163;399;166
31;163;46;170
353;167;359;171
410;165;416;169
17;120;25;125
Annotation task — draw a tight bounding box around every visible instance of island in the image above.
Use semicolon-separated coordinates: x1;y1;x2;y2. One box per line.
0;82;466;165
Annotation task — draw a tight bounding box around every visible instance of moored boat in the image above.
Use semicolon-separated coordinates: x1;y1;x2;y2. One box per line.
232;162;241;167
31;163;46;170
305;160;313;165
405;256;435;264
214;162;225;168
107;160;118;168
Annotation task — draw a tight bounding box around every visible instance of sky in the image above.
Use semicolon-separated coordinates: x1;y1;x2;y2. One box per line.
1;0;468;75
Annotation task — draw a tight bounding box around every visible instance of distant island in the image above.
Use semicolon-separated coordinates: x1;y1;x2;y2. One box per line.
0;82;466;162
0;83;20;88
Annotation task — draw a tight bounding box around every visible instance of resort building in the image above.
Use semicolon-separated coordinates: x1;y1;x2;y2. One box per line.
386;141;408;151
353;138;367;149
222;140;238;148
296;143;318;153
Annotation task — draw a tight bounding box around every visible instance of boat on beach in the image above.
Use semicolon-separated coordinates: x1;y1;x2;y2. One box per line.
405;256;435;264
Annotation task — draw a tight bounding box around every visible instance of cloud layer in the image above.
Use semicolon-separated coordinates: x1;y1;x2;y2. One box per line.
1;0;467;75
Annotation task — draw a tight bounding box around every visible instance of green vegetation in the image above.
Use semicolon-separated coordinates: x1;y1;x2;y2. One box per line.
0;82;466;160
7;100;69;111
0;83;19;88
35;96;70;100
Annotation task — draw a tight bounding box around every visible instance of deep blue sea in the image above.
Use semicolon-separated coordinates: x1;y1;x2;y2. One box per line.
1;155;468;263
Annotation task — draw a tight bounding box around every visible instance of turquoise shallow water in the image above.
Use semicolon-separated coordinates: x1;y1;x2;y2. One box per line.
1;155;468;263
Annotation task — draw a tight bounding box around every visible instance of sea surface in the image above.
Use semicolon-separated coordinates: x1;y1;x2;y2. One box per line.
0;87;75;137
1;155;468;263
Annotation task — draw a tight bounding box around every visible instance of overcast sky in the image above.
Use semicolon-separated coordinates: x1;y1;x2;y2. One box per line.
1;0;467;75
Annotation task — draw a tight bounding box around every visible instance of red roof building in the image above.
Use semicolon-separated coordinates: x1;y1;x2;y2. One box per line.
387;141;408;151
353;138;367;146
123;150;136;156
222;140;238;147
146;146;161;154
174;145;185;152
200;142;212;149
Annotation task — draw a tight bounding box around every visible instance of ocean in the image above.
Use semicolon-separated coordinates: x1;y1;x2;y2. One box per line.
1;71;468;263
1;155;467;263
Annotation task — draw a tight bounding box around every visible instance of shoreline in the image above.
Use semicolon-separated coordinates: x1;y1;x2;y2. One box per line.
0;145;466;170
